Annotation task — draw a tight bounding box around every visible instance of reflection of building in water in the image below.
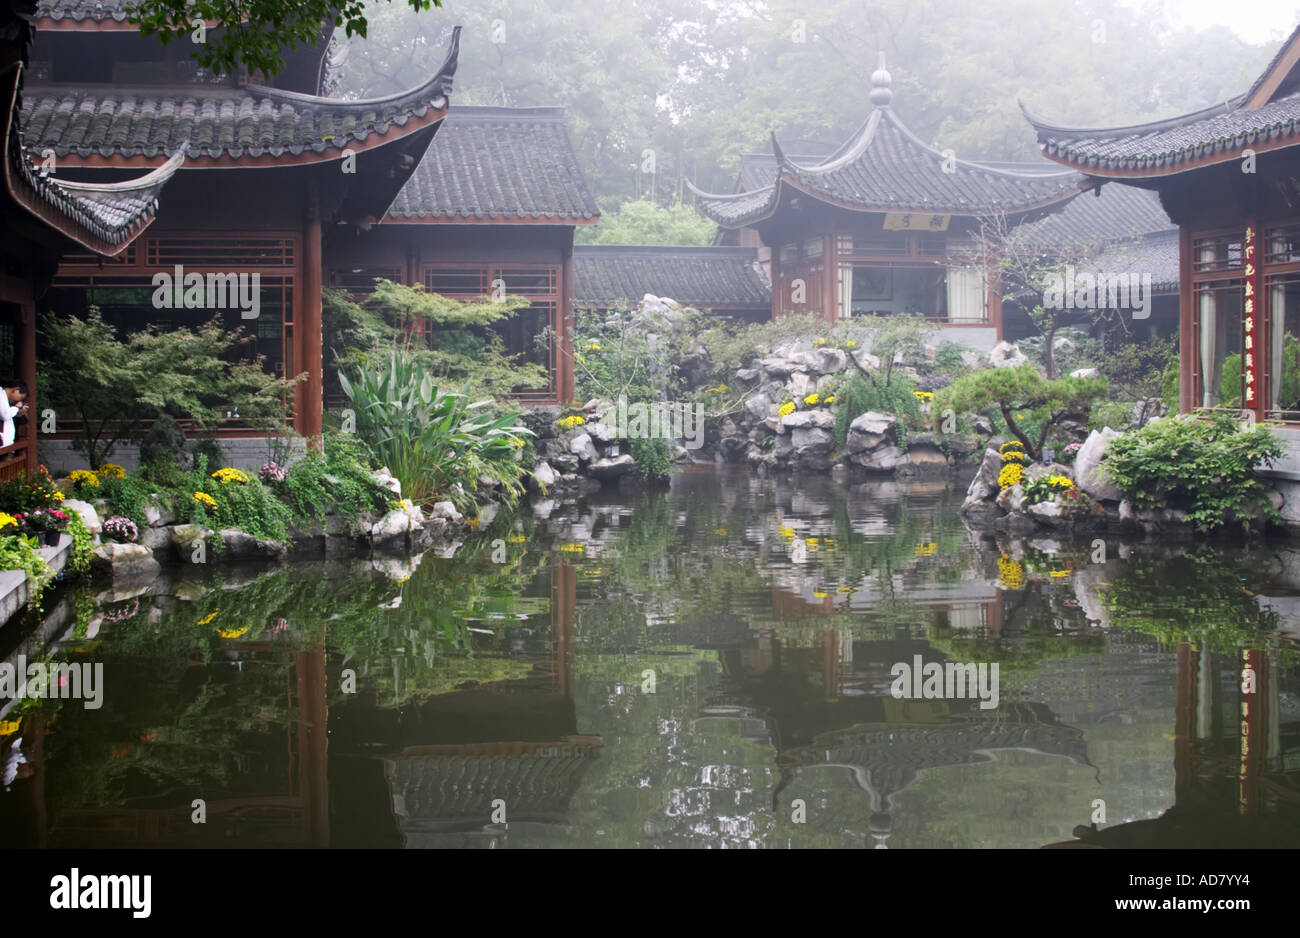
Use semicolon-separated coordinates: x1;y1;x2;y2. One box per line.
6;562;597;848
716;628;1094;847
329;560;601;847
1047;640;1300;848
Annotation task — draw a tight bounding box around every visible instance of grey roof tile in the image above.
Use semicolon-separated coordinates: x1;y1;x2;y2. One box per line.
1028;91;1300;172
21;29;461;162
574;245;770;309
693;107;1086;227
387;106;598;221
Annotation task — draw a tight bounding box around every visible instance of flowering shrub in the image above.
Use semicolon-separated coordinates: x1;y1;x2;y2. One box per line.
557;415;586;430
778;401;795;417
96;463;127;480
68;469;100;491
998;462;1024;489
1059;442;1082;464
211;467;250;485
803;393;820;406
1023;473;1076;506
823;395;836;405
193;492;218;510
912;390;934;402
259;460;287;484
102;515;139;544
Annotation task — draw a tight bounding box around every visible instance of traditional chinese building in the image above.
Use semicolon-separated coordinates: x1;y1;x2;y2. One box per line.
23;1;461;470
327;105;599;405
1023;23;1300;472
688;56;1092;350
0;0;183;478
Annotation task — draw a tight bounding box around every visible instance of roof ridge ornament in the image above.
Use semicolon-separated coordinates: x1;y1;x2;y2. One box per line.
870;52;892;108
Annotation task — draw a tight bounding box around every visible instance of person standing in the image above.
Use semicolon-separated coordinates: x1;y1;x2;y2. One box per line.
0;380;30;449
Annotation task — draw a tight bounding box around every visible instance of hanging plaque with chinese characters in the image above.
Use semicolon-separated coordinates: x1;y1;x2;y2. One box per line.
1243;223;1259;415
882;213;950;231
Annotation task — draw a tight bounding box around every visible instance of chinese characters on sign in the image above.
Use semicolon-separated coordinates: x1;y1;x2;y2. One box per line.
882;213;950;231
1243;224;1259;412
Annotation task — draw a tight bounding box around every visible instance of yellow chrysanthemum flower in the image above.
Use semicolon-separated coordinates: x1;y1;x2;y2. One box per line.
193;492;218;510
211;467;249;485
778;401;796;417
196;611;218;627
96;463;126;479
557;415;587;430
803;393;820;406
217;626;250;639
0;718;20;735
778;524;795;539
998;463;1024;489
69;469;100;489
1048;475;1075;490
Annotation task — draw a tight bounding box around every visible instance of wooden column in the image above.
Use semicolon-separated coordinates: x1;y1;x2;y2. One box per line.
298;180;323;443
560;241;575;405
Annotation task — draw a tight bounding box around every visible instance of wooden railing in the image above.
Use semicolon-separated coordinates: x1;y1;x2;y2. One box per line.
0;441;28;481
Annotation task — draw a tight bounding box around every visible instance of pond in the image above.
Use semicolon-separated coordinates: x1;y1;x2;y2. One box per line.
2;466;1298;849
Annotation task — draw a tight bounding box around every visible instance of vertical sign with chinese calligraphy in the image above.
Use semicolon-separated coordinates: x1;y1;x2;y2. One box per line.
1243;223;1260;418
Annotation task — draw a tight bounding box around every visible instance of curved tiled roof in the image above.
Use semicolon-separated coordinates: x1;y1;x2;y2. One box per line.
21;27;461;164
387;106;598;222
1014;182;1173;248
1025;92;1300;175
692;105;1087;228
2;61;179;254
1023;24;1300;176
574;245;770;309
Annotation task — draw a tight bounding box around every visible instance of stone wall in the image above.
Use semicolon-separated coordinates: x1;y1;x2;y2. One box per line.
37;436;308;475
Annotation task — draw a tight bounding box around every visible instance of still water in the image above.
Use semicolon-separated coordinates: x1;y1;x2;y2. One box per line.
2;466;1298;848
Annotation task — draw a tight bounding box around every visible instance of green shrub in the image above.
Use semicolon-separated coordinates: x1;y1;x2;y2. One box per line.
339;347;533;511
283;432;391;526
833;373;921;448
1103;412;1285;531
0;533;53;608
939;365;1107;461
630;436;673;480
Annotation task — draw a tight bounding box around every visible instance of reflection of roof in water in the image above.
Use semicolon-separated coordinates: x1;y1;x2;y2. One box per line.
780;708;1094;802
388;738;601;845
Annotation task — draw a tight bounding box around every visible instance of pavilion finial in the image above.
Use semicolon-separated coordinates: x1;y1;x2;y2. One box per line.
870;51;892;107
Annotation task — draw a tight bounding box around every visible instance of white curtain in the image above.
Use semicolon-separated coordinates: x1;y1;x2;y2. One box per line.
1272;281;1287;413
838;263;853;320
946;267;986;323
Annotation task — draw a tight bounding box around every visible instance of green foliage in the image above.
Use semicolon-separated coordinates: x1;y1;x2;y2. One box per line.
42;307;301;469
629;436;673;480
130;0;443;80
1220;352;1243;409
0;533;52;608
282;432;392;527
334;0;1270;208
325;282;547;401
939;365;1107;461
96;473;167;530
832;373;921;448
576;198;715;245
177;456;292;541
65;511;94;575
339;347;533;510
1102;412;1285;532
